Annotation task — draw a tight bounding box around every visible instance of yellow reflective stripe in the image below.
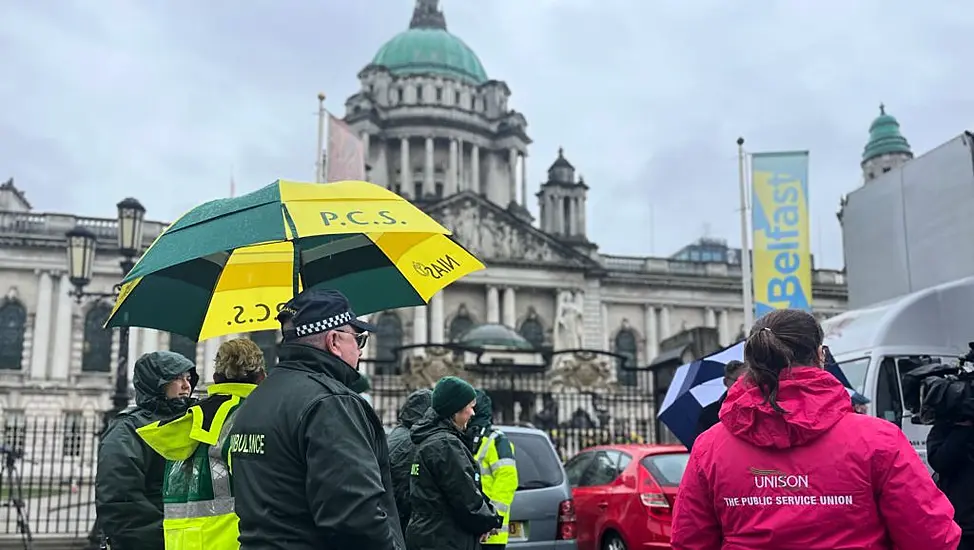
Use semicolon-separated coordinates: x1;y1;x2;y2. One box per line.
164;496;235;519
190;395;242;446
489;458;516;474
490;500;510;515
475;431;500;463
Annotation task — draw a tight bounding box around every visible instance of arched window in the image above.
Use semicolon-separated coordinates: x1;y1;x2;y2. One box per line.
448;309;474;342
518;316;545;349
0;298;27;370
614;329;638;387
82;303;113;373
374;312;403;376
169;334;198;362
250;330;278;368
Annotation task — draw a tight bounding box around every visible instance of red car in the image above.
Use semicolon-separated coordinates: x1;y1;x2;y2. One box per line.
564;444;689;550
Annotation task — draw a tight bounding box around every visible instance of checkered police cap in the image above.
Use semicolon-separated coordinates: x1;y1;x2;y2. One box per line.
278;288;377;342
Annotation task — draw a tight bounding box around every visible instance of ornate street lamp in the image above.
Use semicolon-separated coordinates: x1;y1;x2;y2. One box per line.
64;198;146;550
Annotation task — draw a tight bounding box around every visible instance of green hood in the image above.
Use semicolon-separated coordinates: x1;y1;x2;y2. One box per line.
468;389;493;430
398;389;432;429
133;351;199;413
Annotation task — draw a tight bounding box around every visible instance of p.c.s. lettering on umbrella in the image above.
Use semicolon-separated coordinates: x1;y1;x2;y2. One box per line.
320;210;406;226
226;302;287;326
412;255;461;279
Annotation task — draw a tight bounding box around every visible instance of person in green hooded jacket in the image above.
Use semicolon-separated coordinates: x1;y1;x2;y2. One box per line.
95;350;198;550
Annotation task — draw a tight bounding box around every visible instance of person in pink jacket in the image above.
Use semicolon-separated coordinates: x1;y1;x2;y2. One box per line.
671;309;961;550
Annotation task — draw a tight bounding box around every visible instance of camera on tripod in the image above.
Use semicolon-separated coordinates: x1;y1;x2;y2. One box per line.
902;342;974;425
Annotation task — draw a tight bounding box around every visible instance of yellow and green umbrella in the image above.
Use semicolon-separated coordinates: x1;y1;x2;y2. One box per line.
105;179;484;341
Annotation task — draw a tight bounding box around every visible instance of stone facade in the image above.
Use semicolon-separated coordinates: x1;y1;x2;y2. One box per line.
0;1;848;420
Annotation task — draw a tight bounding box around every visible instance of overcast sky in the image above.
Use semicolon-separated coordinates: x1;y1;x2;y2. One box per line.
2;0;972;269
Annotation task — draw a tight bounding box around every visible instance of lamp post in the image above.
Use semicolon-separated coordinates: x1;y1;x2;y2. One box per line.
65;198;146;550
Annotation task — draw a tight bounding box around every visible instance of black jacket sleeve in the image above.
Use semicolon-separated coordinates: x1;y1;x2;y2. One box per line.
421;436;501;535
927;422;974;477
386;427;412;529
300;394;400;549
94;418;163;550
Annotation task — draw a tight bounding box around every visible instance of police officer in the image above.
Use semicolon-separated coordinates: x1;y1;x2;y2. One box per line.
227;288;403;550
466;390;518;549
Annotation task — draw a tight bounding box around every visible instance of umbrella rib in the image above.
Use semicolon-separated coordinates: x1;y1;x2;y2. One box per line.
282;204;302;296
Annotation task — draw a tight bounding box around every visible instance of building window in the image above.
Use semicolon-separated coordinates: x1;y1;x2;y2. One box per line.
614;329;638;387
454;91;461;105
416;87;424;103
63;411;83;458
374;312;403;375
397;88;404;103
82;303;113;373
250;331;278;367
169;334;197;362
0;298;26;370
3;410;25;454
435;182;444;198
435;87;443;102
449;308;474;342
414;181;423;200
518;316;545;349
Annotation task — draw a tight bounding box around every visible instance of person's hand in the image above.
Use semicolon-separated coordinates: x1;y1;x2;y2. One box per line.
480;528;501;542
956;420;973;426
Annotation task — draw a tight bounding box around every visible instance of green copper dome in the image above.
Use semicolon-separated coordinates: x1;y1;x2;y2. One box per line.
458;324;535;351
862;104;912;162
371;1;487;85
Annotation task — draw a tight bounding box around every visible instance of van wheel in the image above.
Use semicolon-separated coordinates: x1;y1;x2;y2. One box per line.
602;533;627;550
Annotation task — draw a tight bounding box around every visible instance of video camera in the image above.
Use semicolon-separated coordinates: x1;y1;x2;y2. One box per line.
902;343;974;424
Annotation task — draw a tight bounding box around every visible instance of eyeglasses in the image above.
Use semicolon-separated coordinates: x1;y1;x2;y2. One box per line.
335;330;369;350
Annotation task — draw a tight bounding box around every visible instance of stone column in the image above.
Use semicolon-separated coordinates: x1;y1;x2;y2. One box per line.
705;308;717;328
644;305;658;364
430;293;445;344
601;303;610;351
203;338;219;384
412;305;428;350
486;286;500;324
361;133;371;165
400;138;410;196
520;154;528;208
30;271;53;379
139;329;159;357
502;288;516;328
448;139;459;195
458;139;465;191
424;137;435;197
553;194;563;235
660;306;671;340
51;273;73;380
578;196;587;236
718;309;731;346
471;145;480;194
508;148;518;204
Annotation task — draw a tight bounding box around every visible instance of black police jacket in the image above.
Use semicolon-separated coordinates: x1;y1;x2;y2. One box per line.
928;422;974;535
405;408;502;550
228;343;404;550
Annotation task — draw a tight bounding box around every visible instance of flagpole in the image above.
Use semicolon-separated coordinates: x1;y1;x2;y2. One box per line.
315;92;327;183
738;136;755;329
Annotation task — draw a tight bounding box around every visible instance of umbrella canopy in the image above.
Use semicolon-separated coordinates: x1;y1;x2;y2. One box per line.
106;179;485;341
658;341;864;448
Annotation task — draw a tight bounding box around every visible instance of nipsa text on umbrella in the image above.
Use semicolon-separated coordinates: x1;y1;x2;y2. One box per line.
412;255;460;279
320;210;406;226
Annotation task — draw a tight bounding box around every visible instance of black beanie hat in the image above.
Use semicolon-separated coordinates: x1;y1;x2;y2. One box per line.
432;376;477;418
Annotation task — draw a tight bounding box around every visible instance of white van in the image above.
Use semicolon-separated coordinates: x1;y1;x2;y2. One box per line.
821;275;974;469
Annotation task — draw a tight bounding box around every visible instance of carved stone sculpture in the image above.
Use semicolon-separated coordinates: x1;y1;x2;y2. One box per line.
554;290;584;350
403;346;465;391
549;350;616;392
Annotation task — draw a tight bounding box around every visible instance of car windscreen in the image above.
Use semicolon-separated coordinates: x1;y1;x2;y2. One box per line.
640;452;690;487
507;431;564;490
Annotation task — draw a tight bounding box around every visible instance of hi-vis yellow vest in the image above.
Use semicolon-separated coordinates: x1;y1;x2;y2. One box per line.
474;429;518;545
137;383;256;550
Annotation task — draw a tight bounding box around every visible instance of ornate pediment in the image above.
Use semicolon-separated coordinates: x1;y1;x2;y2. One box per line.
425;193;592;268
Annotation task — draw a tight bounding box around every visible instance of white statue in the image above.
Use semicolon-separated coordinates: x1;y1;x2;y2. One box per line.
554;290;585;350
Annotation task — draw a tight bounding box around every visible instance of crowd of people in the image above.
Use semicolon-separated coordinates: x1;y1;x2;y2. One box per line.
94;287;518;550
94;287;974;550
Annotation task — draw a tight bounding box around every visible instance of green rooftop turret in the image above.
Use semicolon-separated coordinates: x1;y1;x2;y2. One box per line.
862;103;913;164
